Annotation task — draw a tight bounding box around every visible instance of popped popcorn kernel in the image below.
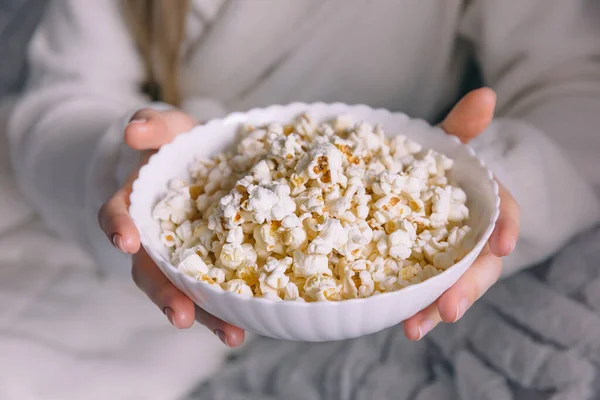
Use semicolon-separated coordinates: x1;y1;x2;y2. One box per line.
153;113;471;301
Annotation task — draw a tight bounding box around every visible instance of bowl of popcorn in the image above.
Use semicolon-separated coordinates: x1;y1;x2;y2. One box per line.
129;103;499;341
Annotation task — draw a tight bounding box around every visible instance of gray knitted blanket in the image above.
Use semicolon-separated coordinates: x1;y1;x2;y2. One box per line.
189;226;600;400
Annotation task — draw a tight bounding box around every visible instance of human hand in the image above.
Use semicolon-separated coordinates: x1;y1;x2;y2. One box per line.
403;88;521;341
98;108;245;347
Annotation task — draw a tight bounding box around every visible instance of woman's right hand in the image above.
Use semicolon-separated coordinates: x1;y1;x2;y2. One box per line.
98;108;245;347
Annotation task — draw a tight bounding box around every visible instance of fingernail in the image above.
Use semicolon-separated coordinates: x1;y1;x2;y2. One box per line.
214;329;228;346
455;298;469;322
508;238;516;254
129;118;147;125
417;319;434;340
164;307;178;328
112;233;126;253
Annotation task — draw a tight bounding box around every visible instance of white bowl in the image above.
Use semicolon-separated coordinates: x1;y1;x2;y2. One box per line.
129;103;499;342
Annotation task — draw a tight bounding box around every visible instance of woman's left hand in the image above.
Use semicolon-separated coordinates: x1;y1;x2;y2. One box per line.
403;87;520;340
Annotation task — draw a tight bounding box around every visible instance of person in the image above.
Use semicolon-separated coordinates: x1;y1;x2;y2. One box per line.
7;0;600;348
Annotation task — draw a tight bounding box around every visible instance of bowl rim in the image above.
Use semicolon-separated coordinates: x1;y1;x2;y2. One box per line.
130;102;500;308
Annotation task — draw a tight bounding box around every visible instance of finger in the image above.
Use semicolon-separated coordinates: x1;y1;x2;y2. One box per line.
132;250;196;329
403;302;444;341
98;139;160;253
436;246;502;323
132;251;245;347
195;306;246;348
440;87;497;143
125;108;196;150
489;182;520;257
98;187;140;254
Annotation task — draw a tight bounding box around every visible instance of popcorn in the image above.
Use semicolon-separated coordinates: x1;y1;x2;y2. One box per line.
284;282;303;301
219;243;257;270
193;223;216;249
341;268;359;299
297;143;344;186
172;243;209;266
259;257;292;296
222;279;254;297
160;220;177;232
153;114;471;301
430;187;451;228
244;182;296;224
329;185;357;217
340;220;374;260
254;222;285;255
333;115;353;133
160;231;181;248
449;187;470;222
368;257;390;282
251;159;272;182
245;184;279;223
281;213;301;229
268;183;296;221
358;270;375;298
296;187;325;214
294;113;317;137
390;135;422;158
175;221;194;242
226;226;244;244
237;129;268;160
283;226;308;251
178;253;210;277
270;133;303;162
292;250;331;278
262;292;283;301
447;225;474;258
385;220;417;260
420;235;449;264
236;263;259;286
153;180;195;224
307;219;348;255
379;276;399;292
207;267;227;284
304;273;340;301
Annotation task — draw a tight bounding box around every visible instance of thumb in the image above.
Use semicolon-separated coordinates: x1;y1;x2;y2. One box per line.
125;108;197;150
440;87;496;144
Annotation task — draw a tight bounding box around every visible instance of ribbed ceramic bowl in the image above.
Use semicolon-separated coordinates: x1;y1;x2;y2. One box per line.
129;103;499;342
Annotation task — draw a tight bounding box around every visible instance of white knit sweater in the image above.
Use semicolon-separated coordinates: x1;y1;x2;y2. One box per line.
7;0;600;278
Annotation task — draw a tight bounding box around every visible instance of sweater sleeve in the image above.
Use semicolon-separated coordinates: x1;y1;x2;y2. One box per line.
7;1;230;277
459;0;600;276
7;0;154;276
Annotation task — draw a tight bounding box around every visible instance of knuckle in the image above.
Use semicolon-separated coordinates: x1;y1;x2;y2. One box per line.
114;188;130;205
